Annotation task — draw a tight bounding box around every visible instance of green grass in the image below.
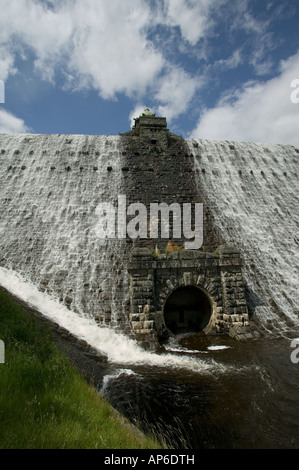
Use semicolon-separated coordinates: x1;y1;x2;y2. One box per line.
0;288;163;449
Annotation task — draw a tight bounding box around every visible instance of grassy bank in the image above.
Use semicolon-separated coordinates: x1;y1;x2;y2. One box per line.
0;288;162;449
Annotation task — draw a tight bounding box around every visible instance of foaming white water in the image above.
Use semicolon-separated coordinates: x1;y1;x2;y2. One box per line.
164;345;208;354
163;335;208;354
187;139;299;331
0;267;229;374
101;369;138;393
164;335;230;353
0;134;130;328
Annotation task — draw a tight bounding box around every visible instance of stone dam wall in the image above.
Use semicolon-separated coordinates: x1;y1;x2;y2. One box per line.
0;117;298;346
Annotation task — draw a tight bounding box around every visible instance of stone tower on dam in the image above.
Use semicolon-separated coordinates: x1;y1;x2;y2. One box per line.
0;109;298;349
121;109;250;346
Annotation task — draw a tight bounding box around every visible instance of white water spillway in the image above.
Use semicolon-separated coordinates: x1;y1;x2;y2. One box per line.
0;134;131;333
0;132;298;344
187;139;299;336
0;267;230;374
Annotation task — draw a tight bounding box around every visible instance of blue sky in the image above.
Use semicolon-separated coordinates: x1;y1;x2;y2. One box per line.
0;0;298;144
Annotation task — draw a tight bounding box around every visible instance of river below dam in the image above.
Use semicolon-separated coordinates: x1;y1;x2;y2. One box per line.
1;267;298;450
100;332;299;449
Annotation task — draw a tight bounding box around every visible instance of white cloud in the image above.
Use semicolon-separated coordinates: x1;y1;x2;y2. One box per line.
65;1;166;99
190;51;299;145
163;0;223;45
223;0;277;76
0;0;164;99
0;46;16;81
154;66;200;122
213;49;243;71
0;0;204;123
0;0;297;137
0;109;29;133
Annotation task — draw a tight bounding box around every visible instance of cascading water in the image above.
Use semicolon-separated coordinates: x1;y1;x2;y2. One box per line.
2;133;298;336
0;133;131;331
1;133;299;449
1;265;299;449
0;267;228;374
187;139;299;337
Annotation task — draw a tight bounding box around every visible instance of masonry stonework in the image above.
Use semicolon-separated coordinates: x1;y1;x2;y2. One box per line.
0;110;257;350
128;243;254;349
120;109;224;252
119;110;256;349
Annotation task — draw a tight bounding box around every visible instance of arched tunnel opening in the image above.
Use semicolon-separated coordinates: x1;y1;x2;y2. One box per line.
163;286;212;335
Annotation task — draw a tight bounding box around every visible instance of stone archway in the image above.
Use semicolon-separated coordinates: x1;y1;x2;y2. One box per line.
128;245;251;347
163;285;212;335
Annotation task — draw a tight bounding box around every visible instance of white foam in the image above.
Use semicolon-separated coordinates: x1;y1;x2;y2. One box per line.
188;139;299;329
101;369;137;393
0;267;227;374
164;346;208;354
0;134;130;327
163;335;208;354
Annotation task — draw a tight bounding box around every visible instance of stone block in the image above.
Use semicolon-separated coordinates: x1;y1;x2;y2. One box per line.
232;321;244;328
139;329;152;335
132;321;143;330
